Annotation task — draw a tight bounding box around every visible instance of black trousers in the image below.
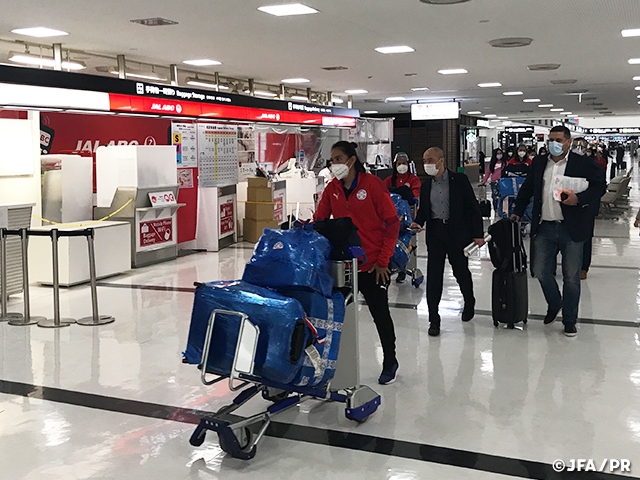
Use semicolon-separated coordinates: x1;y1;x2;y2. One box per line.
358;271;397;368
426;221;475;323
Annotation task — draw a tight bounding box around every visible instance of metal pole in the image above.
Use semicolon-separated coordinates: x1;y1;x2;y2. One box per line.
248;79;255;97
9;229;42;326
347;95;353;109
117;55;126;79
306;87;312;103
0;229;23;322
78;229;115;326
53;44;62;71
279;83;285;100
39;229;74;328
170;64;179;86
214;72;220;92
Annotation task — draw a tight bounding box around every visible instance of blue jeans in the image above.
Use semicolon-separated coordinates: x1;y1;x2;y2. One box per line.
533;222;584;325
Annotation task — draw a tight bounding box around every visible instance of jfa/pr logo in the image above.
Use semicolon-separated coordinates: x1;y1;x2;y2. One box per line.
553;459;631;473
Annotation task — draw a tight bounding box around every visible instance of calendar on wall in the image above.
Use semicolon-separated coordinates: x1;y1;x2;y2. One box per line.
197;124;239;187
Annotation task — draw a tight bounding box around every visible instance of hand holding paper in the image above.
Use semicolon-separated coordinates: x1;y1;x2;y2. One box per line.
553;175;589;202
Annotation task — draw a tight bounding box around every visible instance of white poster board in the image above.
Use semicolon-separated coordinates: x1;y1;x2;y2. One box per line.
198;124;238;187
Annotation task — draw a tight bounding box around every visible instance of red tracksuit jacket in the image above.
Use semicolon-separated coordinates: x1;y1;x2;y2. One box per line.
383;172;422;199
315;173;400;272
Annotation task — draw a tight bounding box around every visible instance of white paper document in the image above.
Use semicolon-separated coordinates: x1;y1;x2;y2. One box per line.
553;175;589;201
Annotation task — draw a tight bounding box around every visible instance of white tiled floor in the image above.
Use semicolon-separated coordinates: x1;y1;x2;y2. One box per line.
2;160;640;479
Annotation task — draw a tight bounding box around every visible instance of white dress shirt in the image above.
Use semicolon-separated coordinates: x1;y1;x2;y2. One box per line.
541;153;569;221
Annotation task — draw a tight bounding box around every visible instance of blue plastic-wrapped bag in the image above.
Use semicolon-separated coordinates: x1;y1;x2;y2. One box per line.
390;230;414;271
285;290;345;388
390;193;413;230
183;281;310;385
242;225;334;296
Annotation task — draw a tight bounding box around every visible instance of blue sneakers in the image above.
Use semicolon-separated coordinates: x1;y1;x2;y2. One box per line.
378;362;399;385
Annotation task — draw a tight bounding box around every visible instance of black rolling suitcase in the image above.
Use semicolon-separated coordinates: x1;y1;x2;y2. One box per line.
488;219;528;328
479;199;492;218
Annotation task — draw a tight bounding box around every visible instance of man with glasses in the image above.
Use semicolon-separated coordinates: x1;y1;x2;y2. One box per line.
511;126;606;337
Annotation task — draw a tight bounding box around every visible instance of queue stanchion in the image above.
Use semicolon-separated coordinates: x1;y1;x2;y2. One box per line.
38;229;75;329
8;228;43;326
77;228;115;326
0;228;24;322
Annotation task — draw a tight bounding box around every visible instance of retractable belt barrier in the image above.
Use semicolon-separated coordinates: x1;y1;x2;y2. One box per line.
0;227;115;329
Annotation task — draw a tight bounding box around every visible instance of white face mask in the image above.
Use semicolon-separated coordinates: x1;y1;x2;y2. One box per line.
396;164;409;175
496;154;503;160
331;163;350;181
424;163;439;176
518;151;527;158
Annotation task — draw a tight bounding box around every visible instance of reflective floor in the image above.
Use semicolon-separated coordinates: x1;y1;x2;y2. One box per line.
2;160;640;479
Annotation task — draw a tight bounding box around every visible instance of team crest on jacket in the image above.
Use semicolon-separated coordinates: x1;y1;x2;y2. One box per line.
356;189;367;201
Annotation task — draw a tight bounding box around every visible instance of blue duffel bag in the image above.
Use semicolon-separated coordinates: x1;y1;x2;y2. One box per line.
183;281;310;385
242;224;334;297
284;290;346;388
390;229;414;271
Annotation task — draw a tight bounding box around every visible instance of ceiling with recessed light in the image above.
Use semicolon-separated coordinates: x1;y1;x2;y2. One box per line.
2;0;640;121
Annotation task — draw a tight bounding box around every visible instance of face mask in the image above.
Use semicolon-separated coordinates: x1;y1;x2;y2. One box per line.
548;141;565;157
496;154;503;160
572;146;584;156
331;163;350;181
397;164;408;175
424;163;439;176
518;151;527;158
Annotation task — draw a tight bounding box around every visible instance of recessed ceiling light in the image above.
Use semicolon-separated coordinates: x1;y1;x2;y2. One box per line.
629;58;640;64
622;28;640;37
498;116;509;119
11;27;69;37
478;82;502;88
489;37;533;48
258;3;318;16
364;110;378;114
634;76;640;81
523;98;541;103
564;112;573;115
345;89;368;94
385;96;406;102
467;111;482;114
375;46;415;54
183;59;221;66
484;114;497;118
281;78;310;84
411;87;429;91
635;86;640;90
503;91;523;96
550;108;564;111
538;104;553;107
438;68;468;75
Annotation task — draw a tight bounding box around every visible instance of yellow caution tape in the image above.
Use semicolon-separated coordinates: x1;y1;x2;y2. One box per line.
33;199;134;227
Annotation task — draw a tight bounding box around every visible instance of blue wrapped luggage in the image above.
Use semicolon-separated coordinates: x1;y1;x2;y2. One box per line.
285;290;346;388
390;230;414;271
390;193;413;230
242;225;334;296
183;281;310;385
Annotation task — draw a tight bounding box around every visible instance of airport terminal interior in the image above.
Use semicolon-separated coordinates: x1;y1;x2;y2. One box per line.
3;1;640;479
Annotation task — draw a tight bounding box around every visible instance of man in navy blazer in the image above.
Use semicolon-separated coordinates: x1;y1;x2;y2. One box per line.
512;125;606;337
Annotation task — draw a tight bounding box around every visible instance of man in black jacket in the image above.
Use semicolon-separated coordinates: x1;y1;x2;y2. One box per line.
512;126;606;337
410;147;485;337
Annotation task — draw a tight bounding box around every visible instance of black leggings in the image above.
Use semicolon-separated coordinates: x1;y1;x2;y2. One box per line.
358;271;397;368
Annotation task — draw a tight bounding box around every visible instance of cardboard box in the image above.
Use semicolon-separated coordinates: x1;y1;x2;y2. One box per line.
247;177;269;188
243;218;278;243
245;201;275;221
247;186;273;203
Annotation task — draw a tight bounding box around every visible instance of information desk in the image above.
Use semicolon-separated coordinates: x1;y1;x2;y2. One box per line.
30;221;131;287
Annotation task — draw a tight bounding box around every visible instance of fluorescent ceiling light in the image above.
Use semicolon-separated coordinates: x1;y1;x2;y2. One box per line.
345;89;368;94
629;58;640;64
564;112;573;115
11;27;68;37
258;3;318;16
290;95;309;101
364;110;378;114
467;111;482;114
183;59;221;66
498;116;509;119
254;90;278;97
478;82;501;88
636;86;640;91
550;108;564;111
281;78;310;84
484;114;497;118
634;76;640;81
185;77;229;89
9;52;86;70
523;98;541;103
375;46;415;54
538;104;553;107
412;87;429;91
503;91;523;96
438;68;468;75
385;96;405;102
332;98;344;104
622;28;640;37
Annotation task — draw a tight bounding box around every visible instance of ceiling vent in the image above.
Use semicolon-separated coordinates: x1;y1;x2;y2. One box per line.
582;95;597;101
130;17;178;26
587;102;603;106
601;111;613;115
363;99;380;103
520;110;534;113
321;66;348;71
593;107;608;110
528;64;561;71
551;79;578;85
420;0;471;4
404;73;417;77
566;89;588;94
489;37;533;48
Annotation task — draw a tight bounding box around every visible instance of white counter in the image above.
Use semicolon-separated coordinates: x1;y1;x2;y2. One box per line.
29;221;131;287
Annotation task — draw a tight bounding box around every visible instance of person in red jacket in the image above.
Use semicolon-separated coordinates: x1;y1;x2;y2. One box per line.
315;141;400;385
384;152;421;200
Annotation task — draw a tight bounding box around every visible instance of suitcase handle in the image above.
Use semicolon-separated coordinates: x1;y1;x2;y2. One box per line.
289;318;309;364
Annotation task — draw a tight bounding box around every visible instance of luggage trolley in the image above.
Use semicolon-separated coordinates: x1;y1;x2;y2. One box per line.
404;203;424;288
188;256;381;460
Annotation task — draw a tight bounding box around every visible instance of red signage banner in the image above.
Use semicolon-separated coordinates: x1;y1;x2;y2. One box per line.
219;201;235;236
140;218;173;247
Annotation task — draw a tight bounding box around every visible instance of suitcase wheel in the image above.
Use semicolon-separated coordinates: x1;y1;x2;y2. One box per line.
507;323;515;329
411;270;424;288
189;426;207;447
